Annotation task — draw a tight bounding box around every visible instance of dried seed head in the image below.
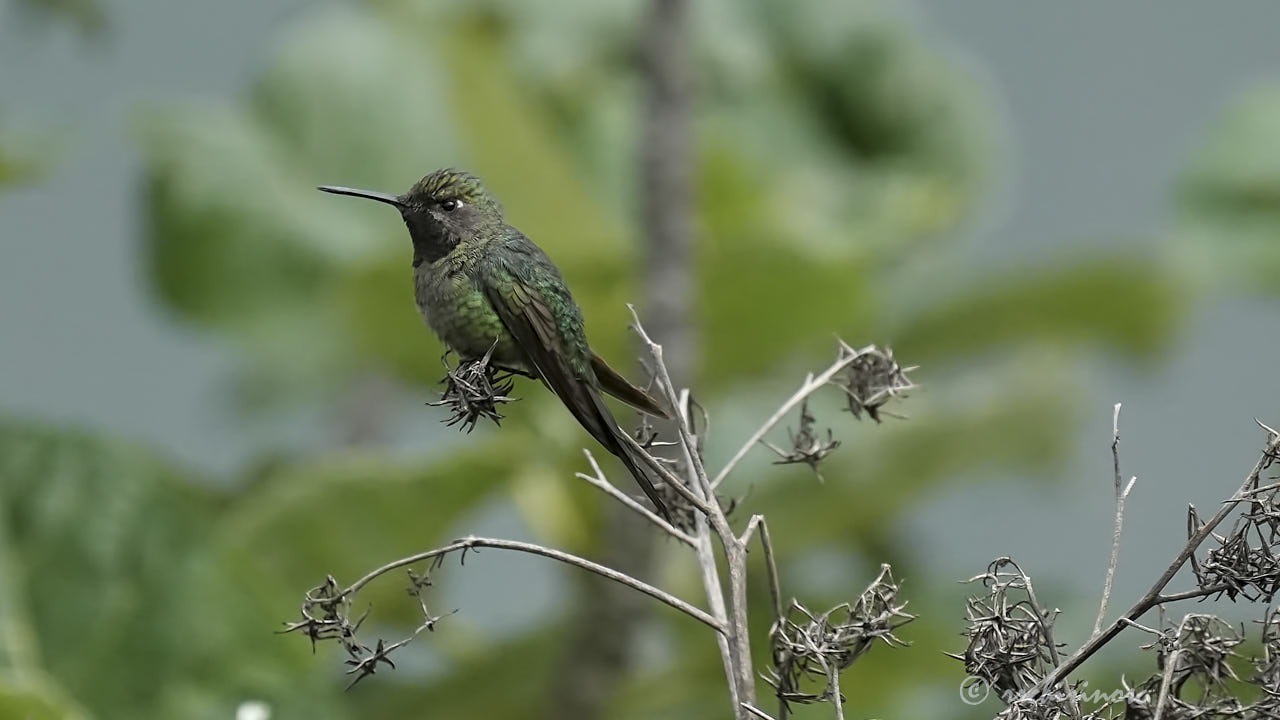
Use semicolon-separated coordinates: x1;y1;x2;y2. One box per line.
1253;607;1280;701
428;348;518;432
762;400;841;480
832;343;915;422
1192;451;1280;602
765;565;913;712
1158;614;1243;692
281;563;455;689
1121;613;1249;719
953;559;1061;702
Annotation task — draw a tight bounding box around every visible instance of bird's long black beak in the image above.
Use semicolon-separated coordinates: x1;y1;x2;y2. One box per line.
317;185;404;208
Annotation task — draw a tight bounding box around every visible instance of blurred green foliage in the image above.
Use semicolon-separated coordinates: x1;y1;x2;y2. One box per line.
10;0;104;36
0;146;39;187
0;123;52;188
2;0;1235;718
1175;86;1280;296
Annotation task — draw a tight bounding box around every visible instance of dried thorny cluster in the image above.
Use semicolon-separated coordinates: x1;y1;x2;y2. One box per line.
953;559;1064;706
282;324;916;720
1122;613;1247;719
834;344;914;422
280;560;455;689
766;565;913;713
954;420;1280;719
428;346;518;432
1193;436;1280;602
763;343;915;480
762;400;841;478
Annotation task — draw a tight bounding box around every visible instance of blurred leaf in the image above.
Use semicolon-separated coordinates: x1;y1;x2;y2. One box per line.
437;16;637;358
11;0;104;35
1175;86;1280;296
0;122;58;188
757;0;988;175
699;0;993;259
889;256;1185;366
1180;87;1280;217
748;363;1079;549
142;441;523;719
0;417;557;718
0;145;41;187
352;627;562;719
212;440;516;622
614;628;740;720
0;419;220;717
697;146;875;384
0;675;86;720
138;5;463;394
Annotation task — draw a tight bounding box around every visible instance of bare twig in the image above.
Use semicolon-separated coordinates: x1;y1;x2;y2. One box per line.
628;306;714;497
618;428;714;515
741;514;787;719
828;660;844;720
1093;403;1138;636
741;703;779;720
1152;648;1178;720
693;511;739;712
1012;562;1081;718
576;449;696;545
1154;584;1231;604
741;515;784;624
713;364;856;490
341;536;724;632
629;305;758;714
711;343;911;490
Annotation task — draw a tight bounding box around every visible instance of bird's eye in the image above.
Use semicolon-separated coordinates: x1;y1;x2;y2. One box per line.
440;198;462;212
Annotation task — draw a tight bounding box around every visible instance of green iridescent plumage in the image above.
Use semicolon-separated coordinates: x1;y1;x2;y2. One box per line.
319;169;671;519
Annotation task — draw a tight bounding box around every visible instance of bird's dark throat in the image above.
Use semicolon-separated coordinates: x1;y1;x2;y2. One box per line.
405;219;460;267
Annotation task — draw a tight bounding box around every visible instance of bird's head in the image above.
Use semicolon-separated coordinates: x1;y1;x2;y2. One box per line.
319;168;503;264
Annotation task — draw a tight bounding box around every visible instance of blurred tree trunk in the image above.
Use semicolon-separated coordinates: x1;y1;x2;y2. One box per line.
639;0;695;388
546;0;693;717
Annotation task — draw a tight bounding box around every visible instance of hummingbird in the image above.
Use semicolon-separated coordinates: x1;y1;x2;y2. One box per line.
319;169;672;519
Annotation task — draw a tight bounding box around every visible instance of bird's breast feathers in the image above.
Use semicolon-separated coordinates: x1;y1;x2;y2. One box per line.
413;262;521;363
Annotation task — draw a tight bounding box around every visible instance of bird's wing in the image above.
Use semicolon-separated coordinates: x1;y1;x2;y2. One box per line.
480;268;609;444
480;260;670;518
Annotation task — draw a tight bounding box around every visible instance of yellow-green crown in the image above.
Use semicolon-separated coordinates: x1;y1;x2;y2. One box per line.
409;168;502;215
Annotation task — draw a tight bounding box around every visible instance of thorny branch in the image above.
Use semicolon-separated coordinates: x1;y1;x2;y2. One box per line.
712;341;914;490
955;414;1280;718
765;565;913;718
279;571;454;689
342;536;722;630
576;447;696;546
1028;422;1280;698
286;316;915;719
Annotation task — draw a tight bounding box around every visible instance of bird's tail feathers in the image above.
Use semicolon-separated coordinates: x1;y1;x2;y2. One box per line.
590;352;670;419
563;382;671;521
